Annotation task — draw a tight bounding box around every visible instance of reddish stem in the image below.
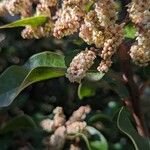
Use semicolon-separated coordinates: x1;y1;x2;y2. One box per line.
118;42;148;137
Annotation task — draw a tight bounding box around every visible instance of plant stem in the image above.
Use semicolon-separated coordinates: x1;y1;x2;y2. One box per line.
118;42;149;137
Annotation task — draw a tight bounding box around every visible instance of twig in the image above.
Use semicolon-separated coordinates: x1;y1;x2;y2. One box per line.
118;42;149;137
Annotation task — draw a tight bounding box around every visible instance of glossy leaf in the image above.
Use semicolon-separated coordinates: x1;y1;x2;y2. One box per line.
78;83;96;100
0;51;66;107
0;16;47;29
117;107;150;150
0;115;37;134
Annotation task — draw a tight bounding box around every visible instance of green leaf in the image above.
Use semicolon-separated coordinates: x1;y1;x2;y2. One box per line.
0;115;37;134
78;71;105;99
117;107;150;150
86;72;105;82
78;83;96;100
124;24;137;39
0;51;66;107
0;16;47;29
87;126;108;150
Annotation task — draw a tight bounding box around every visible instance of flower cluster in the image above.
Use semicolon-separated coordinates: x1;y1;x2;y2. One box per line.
95;0;117;27
0;1;7;16
53;0;87;39
79;0;124;73
98;24;124;72
128;0;150;66
53;5;84;39
66;48;97;83
0;0;33;18
21;1;53;39
41;105;91;150
130;31;150;66
128;0;150;29
79;10;105;48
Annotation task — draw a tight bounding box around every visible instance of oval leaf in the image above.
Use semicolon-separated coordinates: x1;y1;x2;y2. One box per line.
117;107;150;150
0;16;47;29
0;51;66;107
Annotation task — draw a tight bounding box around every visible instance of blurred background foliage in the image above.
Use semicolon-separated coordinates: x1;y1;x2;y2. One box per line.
0;0;150;150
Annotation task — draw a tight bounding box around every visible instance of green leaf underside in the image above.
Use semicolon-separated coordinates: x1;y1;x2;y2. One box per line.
0;51;66;107
86;72;105;82
117;107;150;150
0;16;47;29
0;115;37;134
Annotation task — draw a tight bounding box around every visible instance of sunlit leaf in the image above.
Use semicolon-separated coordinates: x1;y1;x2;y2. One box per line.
0;16;47;29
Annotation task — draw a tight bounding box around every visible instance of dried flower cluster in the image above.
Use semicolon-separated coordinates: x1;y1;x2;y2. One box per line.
40;105;91;150
128;0;150;66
